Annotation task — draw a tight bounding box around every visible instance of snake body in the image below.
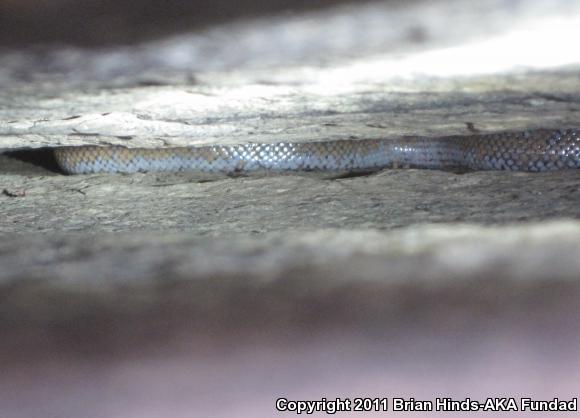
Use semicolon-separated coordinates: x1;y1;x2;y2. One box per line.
54;129;580;174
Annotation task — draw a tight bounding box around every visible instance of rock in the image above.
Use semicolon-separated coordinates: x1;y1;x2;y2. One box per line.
1;0;580;416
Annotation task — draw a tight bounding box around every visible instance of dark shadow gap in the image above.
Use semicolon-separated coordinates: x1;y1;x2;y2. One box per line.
1;148;63;174
0;0;379;47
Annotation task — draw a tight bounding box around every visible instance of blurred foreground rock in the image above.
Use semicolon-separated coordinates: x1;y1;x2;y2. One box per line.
1;223;580;417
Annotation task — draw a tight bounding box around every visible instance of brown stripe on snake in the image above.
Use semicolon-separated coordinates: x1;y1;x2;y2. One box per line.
53;128;580;175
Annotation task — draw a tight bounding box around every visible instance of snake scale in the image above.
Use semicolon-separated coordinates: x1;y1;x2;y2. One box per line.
53;128;580;174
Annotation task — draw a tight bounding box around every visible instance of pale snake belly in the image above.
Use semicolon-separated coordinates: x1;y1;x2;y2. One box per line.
53;128;580;174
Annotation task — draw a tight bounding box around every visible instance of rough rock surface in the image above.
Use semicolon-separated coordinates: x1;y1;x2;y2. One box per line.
1;0;580;417
2;167;580;234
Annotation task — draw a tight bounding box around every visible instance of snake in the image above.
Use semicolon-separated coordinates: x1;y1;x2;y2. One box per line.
53;128;580;175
